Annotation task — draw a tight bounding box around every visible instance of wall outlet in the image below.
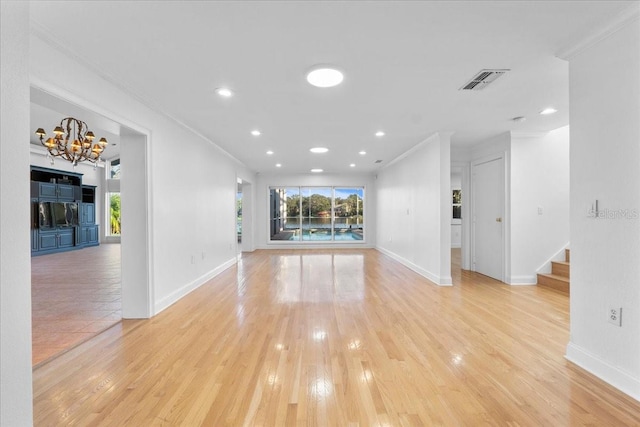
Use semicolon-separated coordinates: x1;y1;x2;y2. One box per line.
608;307;622;326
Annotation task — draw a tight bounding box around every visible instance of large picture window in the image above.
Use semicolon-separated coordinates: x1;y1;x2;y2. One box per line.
270;186;364;242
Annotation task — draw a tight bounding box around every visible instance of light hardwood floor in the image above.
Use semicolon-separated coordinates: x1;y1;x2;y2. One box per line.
33;249;640;425
31;244;122;366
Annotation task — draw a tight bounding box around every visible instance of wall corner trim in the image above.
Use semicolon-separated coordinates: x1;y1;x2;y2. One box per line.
556;4;640;60
375;246;453;286
566;342;640;403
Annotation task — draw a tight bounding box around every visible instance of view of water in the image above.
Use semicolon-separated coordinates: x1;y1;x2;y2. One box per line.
284;217;363;230
287;229;363;241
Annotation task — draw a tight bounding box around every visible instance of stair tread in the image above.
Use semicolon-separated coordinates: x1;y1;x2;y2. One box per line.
552;261;570;266
538;273;570;283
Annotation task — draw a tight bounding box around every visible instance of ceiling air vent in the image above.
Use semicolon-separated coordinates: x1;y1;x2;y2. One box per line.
459;69;509;91
374;160;383;164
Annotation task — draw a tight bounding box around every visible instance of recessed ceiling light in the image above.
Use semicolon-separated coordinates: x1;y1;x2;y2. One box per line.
311;168;323;173
251;130;261;136
266;150;274;155
310;147;329;154
375;131;385;137
276;163;282;168
215;88;233;98
540;107;557;115
359;151;367;155
306;66;344;88
350;163;356;167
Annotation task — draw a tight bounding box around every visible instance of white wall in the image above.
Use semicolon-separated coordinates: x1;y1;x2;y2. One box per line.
509;128;570;283
565;17;640;401
376;133;452;285
255;172;376;249
30;32;257;316
239;180;254;252
0;2;34;424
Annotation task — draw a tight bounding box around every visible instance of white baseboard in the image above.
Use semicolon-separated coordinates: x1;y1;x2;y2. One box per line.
376;246;452;286
507;275;537;285
566;342;640;402
154;257;237;314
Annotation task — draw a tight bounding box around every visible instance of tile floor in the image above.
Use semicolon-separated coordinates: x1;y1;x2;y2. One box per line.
31;243;121;366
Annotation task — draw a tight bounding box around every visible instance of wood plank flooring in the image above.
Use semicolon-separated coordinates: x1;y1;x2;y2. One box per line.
31;244;122;366
33;249;640;425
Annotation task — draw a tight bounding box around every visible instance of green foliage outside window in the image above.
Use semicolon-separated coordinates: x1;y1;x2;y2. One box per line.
110;193;121;235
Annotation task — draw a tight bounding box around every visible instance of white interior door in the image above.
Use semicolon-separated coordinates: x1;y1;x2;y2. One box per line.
472;157;504;281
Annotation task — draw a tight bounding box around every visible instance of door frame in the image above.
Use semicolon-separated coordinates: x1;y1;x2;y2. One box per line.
470;152;509;283
31;79;154;318
451;161;471;270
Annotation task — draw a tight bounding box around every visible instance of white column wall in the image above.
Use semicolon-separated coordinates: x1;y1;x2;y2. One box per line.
0;2;33;424
565;18;640;400
120;133;151;317
375;133;451;285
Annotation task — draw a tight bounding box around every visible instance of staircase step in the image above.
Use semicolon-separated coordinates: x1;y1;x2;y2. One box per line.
537;273;570;295
565;248;570;263
551;261;570;278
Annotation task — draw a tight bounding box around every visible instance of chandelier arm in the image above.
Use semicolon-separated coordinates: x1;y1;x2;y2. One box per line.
37;116;106;166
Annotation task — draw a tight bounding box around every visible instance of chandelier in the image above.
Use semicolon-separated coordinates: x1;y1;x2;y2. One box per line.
35;117;108;167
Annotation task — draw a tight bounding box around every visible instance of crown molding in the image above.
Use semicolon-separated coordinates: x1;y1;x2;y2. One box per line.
556;3;640;60
510;131;549;139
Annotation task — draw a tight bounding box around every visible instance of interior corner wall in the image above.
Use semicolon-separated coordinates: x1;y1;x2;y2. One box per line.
375;133;451;286
29;32;248;317
236;165;256;253
1;2;34;425
120;133;150;318
239;181;254;252
439;134;452;282
255;172;376;249
509;127;570;284
566;18;640;401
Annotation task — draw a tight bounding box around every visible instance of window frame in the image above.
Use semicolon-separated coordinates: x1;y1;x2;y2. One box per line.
268;185;365;244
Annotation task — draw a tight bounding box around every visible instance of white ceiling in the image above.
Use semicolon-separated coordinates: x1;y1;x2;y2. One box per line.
29;1;636;174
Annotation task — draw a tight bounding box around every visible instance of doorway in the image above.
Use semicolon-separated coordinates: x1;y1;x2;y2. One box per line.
471;156;505;281
30;85;152;365
451;167;463;284
237;178;243;255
